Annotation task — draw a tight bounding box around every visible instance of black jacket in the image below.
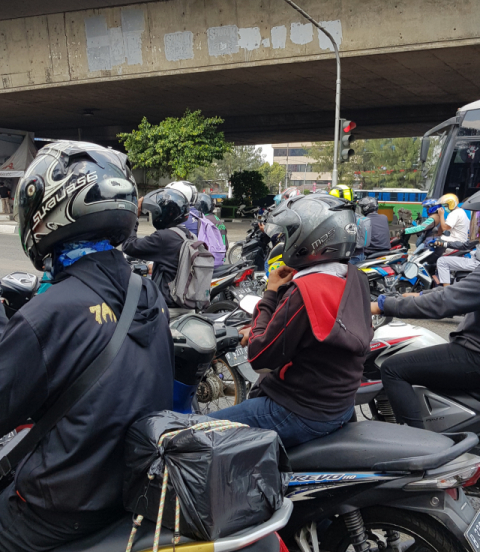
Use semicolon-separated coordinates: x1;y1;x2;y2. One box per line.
384;264;480;353
365;212;391;254
249;265;373;420
0;249;174;512
122;223;189;307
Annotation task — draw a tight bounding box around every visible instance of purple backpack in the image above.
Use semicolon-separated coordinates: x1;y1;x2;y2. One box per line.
196;215;227;267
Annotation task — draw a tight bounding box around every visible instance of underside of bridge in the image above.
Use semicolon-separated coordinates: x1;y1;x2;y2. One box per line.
2;0;480;146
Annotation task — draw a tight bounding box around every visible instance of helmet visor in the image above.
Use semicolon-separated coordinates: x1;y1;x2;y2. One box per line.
268;208;302;243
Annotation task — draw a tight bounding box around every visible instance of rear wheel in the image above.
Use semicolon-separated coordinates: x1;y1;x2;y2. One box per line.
204;300;237;314
196;357;247;415
228;243;244;264
318;507;464;552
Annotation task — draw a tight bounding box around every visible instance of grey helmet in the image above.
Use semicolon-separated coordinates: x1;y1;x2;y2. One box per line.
358;196;378;216
266;194;357;269
14;141;137;270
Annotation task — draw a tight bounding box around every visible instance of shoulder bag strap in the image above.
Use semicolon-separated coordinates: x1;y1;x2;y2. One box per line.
0;272;143;478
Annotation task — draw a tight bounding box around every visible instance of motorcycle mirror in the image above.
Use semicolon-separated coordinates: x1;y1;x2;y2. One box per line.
239;295;262;315
403;262;419;280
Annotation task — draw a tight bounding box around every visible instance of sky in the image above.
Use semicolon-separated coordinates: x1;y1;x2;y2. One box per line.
256;144;274;164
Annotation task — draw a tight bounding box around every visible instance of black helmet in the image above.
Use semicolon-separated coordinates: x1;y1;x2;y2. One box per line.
142;188;189;229
195;193;214;215
266;194;357;269
14;141;137;271
358;196;378;216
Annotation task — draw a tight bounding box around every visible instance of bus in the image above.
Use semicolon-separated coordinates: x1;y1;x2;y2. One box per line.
354;188;427;203
422;99;480;202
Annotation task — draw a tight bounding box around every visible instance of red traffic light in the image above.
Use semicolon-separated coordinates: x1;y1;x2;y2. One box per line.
342;121;357;133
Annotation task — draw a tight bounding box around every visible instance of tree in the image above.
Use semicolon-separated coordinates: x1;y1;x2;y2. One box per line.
230;170;269;204
307;137;422;189
118;110;232;181
258;162;286;192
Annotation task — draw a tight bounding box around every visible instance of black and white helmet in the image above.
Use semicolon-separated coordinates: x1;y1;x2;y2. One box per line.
142;188;189;229
266;194;357;269
14;141;137;270
358;196;378;216
165;181;198;205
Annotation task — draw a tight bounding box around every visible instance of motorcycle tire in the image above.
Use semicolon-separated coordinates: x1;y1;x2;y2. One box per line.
204;300;237;314
228;243;244;265
320;506;464;552
196;358;247;415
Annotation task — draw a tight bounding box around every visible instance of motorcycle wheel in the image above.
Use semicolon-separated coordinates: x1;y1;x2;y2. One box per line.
196;358;247;415
204;300;237;313
319;507;464;552
228;243;244;264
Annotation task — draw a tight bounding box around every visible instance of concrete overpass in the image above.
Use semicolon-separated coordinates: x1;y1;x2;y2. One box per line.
1;0;480;146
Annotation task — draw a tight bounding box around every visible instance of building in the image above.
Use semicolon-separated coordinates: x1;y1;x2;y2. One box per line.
272;143;332;191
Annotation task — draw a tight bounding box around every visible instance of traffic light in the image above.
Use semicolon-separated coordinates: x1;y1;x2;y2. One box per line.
340;119;356;163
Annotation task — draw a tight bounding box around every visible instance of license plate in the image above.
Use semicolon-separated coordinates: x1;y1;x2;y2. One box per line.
384;276;396;286
232;285;257;300
225;346;249;367
465;509;480;551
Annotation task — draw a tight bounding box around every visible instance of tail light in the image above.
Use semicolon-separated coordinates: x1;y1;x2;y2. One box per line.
406;462;480;490
276;532;290;552
234;268;254;286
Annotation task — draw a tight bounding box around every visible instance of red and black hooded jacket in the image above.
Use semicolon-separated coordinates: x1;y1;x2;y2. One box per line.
248;264;373;420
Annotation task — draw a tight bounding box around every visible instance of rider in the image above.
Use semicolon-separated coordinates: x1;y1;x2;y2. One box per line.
0;141;174;551
195;192;229;250
401;199;441;248
371;190;480;429
210;194;373;447
122;187;191;307
167;181;199;235
357;197;391;256
329;185;371;264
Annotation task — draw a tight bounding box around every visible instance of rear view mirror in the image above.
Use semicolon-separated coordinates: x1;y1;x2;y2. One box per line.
403;262;419;280
239;295;261;315
420;137;430;163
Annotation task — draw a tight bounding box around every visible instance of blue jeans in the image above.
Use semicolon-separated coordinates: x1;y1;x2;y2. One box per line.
349;252;365;265
208;396;354;448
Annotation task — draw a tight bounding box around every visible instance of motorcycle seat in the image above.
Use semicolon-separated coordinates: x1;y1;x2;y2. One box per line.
51;513;192;551
213;264;236;277
365;250;394;259
287;421;461;472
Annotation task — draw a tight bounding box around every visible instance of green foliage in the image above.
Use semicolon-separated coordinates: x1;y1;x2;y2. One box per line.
221;198;238;207
118;110;232;181
307;137;422;189
258;161;286;192
190;145;265;184
303;189;311;195
230;170;269;204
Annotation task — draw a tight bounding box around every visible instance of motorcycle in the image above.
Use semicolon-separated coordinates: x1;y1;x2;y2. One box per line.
165;299;480;552
0;271;39;318
236;204;261;218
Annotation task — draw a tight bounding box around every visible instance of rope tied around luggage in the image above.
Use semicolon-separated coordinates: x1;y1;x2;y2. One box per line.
125;420;249;552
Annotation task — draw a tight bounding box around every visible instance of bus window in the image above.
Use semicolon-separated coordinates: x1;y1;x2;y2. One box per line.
459;109;480;137
443;140;480;201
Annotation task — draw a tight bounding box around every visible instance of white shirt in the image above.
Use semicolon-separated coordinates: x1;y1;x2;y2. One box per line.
442;208;470;243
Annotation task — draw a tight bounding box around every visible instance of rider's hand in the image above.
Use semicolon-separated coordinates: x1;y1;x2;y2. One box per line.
239;327;251;347
258;222;265;232
371;302;382;315
147;263;153;275
402;292;420;298
137;197;144;217
438;207;445;217
267;266;295;292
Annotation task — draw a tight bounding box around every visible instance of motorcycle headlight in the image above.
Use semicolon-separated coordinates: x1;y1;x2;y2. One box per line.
178;317;216;351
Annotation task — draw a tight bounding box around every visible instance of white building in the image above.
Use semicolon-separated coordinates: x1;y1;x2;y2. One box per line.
273;143;331;191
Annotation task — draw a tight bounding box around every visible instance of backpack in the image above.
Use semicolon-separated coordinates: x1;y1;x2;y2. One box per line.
196;215;227;267
355;214;372;249
167;227;214;310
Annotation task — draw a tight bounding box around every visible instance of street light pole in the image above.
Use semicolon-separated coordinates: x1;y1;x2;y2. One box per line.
281;0;341;187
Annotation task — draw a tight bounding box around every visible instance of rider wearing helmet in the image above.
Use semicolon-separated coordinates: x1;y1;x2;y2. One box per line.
358;197;391;255
122;187;193;307
438;193;470;245
210;194;373;447
402;199;442;248
0;141;174;551
195;192;228;249
166;181;200;235
329;184;354;202
371;190;480;429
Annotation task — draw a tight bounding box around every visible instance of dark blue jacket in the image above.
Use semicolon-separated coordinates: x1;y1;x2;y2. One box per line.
0;249;174;512
365;212;391;254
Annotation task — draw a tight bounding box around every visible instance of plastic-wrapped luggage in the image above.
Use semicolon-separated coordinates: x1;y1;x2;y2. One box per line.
123;411;290;542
